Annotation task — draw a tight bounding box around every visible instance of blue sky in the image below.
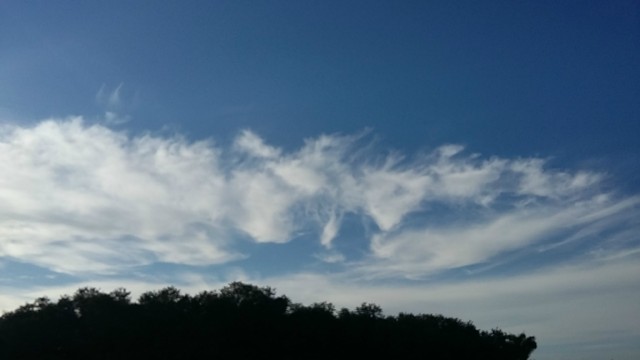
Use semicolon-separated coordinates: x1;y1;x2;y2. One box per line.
1;1;639;359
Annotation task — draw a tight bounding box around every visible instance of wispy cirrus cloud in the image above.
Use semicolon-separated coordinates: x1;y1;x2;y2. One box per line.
95;83;132;125
362;195;639;279
0;118;637;279
96;83;124;109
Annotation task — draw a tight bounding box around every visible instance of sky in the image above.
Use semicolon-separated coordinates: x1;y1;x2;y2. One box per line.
1;1;639;359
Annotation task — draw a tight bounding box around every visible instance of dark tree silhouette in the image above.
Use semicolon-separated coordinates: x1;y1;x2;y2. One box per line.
0;282;537;360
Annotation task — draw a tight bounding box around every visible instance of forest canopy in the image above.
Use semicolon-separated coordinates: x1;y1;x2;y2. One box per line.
0;282;536;359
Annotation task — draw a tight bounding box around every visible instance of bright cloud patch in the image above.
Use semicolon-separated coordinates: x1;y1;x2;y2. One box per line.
0;118;636;277
365;196;639;278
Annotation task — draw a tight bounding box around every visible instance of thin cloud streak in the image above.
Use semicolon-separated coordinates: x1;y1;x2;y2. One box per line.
95;83;124;110
362;196;639;279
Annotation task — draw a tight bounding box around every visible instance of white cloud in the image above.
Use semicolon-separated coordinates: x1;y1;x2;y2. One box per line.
104;111;131;125
96;83;124;109
314;250;346;263
511;159;601;198
95;84;132;125
362;195;639;278
0;118;234;273
319;210;341;247
234;129;281;159
358;160;433;231
108;83;123;108
0;117;636;280
227;171;297;242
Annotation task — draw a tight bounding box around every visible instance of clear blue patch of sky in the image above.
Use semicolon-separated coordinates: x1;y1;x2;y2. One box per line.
234;235;326;276
331;213;380;260
1;1;638;173
0;258;77;287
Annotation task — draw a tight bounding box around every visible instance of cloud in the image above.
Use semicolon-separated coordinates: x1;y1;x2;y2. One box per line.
319;211;341;248
104;111;131;125
233;129;281;159
0;118;235;274
95;84;132;125
96;83;124;109
361;196;639;279
0;118;637;280
314;250;346;263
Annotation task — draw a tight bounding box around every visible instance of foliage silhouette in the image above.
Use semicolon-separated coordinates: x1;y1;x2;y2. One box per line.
0;282;536;359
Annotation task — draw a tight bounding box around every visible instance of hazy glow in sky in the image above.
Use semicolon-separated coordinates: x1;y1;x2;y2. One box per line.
1;2;639;359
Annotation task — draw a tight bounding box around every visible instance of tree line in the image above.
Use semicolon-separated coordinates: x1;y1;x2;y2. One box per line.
0;282;536;359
